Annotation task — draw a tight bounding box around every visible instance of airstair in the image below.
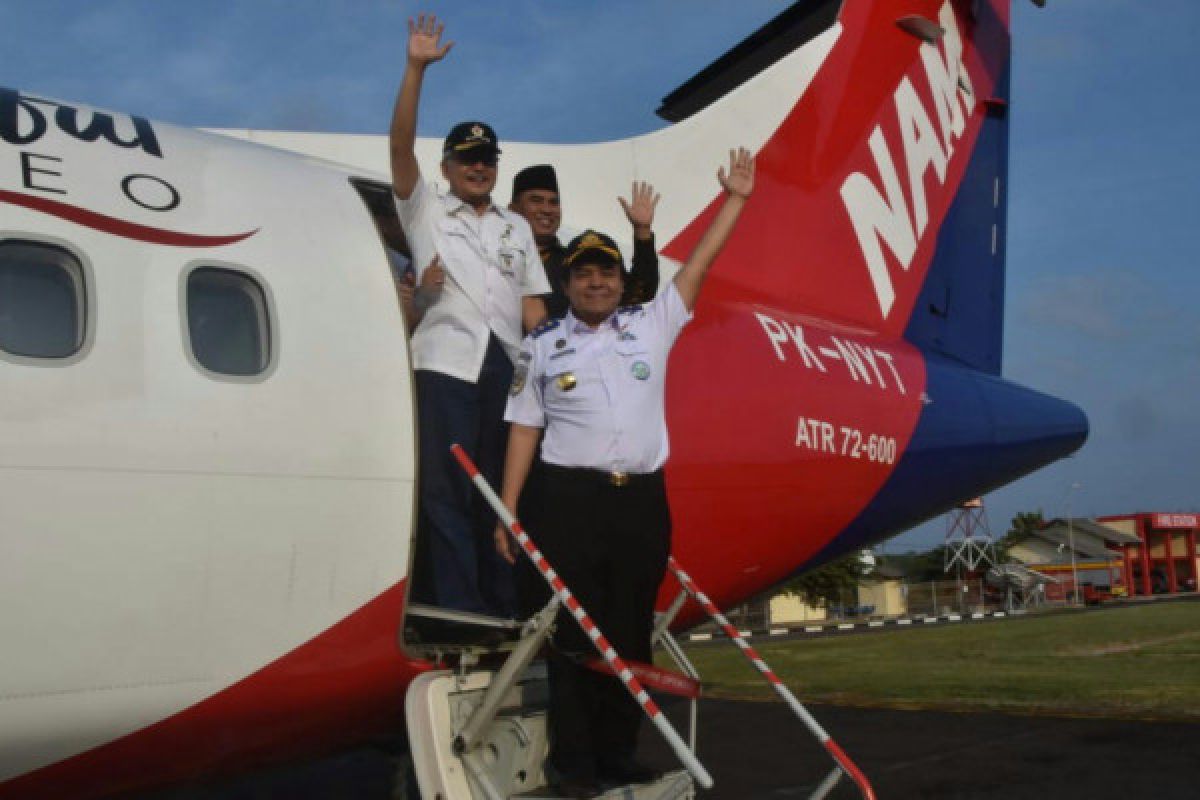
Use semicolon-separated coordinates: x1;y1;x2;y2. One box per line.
400;445;877;799
986;563;1060;610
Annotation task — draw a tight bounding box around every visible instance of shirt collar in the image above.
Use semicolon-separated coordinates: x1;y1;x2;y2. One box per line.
441;190;499;217
564;308;620;335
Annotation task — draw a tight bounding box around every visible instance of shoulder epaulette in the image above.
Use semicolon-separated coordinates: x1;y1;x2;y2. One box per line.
531;317;562;338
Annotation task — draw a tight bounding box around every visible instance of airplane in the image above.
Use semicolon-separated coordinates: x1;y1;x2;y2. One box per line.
0;0;1086;797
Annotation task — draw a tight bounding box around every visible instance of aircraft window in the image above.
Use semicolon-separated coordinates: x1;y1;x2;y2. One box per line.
0;240;86;359
186;267;271;376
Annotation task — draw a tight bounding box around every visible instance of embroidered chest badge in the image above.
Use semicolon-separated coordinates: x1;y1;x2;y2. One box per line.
498;224;517;271
510;365;528;396
631;361;651;381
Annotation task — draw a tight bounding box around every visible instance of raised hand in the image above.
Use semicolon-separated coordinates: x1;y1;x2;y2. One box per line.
494;522;515;565
618;181;661;237
407;13;454;67
717;147;755;199
673;145;755;310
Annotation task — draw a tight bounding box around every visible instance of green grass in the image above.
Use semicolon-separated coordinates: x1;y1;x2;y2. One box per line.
665;601;1200;720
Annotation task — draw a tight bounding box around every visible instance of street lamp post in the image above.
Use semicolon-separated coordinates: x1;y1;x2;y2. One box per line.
1067;482;1082;605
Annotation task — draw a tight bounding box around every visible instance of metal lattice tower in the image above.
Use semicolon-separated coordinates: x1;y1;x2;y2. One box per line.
944;497;998;574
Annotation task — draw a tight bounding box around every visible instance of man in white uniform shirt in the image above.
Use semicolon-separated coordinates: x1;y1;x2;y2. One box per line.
497;149;756;797
390;14;549;616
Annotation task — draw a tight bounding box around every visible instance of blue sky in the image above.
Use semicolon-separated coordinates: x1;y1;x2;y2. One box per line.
3;1;1197;550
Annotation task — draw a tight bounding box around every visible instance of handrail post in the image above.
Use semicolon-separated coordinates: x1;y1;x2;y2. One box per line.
453;595;560;756
655;627;702;751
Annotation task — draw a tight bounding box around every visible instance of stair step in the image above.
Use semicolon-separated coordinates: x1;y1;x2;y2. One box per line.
512;770;693;799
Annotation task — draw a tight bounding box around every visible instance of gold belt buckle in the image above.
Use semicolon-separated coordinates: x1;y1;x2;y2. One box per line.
609;471;629;487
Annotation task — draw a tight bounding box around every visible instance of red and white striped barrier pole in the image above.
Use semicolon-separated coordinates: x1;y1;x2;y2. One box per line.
668;557;877;800
450;445;713;790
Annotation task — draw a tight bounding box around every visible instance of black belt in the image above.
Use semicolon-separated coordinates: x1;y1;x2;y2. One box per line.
540;461;663;488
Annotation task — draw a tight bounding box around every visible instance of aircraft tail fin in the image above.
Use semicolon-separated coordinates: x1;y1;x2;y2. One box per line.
655;0;1013;373
902;55;1009;374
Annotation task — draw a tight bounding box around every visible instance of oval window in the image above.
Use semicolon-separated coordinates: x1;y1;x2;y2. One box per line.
0;240;87;359
186;267;271;376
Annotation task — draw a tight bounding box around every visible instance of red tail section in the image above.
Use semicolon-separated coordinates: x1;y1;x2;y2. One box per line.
663;0;1011;339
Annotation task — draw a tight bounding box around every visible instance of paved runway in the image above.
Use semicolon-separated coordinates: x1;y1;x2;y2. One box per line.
145;698;1199;799
642;698;1199;799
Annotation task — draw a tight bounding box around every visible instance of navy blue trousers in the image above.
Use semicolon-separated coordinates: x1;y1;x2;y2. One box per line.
413;335;516;616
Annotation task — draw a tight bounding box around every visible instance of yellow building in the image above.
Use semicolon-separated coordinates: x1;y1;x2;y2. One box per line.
768;566;907;624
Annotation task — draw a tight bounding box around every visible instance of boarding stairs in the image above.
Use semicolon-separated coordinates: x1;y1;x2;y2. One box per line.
400;445;876;799
986;562;1060;610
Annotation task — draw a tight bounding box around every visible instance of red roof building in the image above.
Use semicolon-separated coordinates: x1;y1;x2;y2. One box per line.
1098;513;1199;596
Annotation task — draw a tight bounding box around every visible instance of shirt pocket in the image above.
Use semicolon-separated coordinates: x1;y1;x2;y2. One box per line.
435;220;474;270
496;243;525;278
437;215;471;241
613;342;657;385
614;341;649;358
543;355;586;404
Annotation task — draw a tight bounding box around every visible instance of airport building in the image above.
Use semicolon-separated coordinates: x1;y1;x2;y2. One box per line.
767;565;908;624
1010;518;1137;597
1098;513;1200;596
751;513;1200;630
1010;514;1200;598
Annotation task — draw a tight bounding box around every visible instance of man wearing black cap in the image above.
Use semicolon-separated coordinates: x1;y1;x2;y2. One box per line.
510;165;661;318
389;14;550;617
496;149;756;796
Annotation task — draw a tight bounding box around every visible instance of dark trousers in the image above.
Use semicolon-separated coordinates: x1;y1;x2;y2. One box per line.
518;463;672;780
413;335;515;616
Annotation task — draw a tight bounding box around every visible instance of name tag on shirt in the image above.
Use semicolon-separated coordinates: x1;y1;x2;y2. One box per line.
497;245;523;276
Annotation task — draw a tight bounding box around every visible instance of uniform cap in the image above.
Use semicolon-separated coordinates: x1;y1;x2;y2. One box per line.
563;230;625;271
443;121;501;158
512;164;558;197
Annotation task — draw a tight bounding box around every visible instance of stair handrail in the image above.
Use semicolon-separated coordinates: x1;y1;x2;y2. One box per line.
666;556;878;800
451;444;714;791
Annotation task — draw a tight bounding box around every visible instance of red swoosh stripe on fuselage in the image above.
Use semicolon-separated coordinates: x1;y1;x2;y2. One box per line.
0;190;258;247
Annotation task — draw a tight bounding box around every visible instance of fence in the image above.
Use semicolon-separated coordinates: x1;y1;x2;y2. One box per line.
704;577;1082;633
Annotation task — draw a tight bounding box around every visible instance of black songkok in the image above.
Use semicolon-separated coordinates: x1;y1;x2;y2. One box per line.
512;164;559;198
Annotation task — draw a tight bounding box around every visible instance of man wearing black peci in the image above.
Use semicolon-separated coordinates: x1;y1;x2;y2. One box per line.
510;164;662;317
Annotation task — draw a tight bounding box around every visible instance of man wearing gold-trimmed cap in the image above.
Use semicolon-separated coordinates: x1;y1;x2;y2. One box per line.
497;149;756;796
389;14;549;617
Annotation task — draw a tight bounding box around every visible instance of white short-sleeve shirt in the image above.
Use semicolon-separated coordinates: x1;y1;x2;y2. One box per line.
395;174;550;382
505;283;693;473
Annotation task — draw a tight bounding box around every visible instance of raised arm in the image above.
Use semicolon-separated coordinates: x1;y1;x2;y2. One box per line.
389;14;454;200
619;181;661;304
673;148;756;311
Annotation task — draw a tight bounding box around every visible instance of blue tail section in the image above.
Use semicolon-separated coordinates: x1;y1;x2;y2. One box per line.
904;59;1011;375
794;2;1089;568
811;353;1088;564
